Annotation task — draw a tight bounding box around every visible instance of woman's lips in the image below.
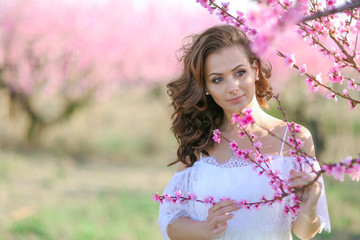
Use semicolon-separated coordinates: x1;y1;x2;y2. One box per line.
227;95;244;103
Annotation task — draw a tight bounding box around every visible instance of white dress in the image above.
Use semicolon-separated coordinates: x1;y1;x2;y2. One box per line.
158;135;331;240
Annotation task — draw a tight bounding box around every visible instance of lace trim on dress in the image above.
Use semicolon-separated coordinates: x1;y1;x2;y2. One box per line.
200;154;250;168
169;210;191;225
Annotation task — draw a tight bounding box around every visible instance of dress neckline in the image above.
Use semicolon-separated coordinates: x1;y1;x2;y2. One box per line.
200;154;251;168
200;126;290;167
199;153;291;168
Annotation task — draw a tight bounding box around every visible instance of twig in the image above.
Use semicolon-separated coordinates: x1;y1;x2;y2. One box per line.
301;0;360;22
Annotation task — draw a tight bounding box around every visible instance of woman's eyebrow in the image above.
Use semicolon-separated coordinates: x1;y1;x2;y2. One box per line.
208;64;246;77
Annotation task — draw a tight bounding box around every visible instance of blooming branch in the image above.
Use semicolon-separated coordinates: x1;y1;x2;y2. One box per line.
154;95;360;213
195;0;360;107
302;0;360;22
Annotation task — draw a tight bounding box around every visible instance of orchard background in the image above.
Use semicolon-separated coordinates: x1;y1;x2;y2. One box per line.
0;0;359;239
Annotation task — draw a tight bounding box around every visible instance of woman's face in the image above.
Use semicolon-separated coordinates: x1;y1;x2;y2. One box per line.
204;45;258;117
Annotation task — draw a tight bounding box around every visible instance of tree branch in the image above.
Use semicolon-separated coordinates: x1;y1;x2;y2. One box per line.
301;0;360;22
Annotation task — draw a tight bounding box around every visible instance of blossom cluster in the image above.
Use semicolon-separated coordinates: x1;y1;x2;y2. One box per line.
153;104;360;214
152;189;302;215
322;157;360;182
195;0;360;109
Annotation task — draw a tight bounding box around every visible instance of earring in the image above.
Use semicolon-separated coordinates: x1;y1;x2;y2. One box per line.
256;76;259;81
205;92;210;95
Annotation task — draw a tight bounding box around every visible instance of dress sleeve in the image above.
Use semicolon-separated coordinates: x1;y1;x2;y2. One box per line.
158;168;192;240
303;158;331;233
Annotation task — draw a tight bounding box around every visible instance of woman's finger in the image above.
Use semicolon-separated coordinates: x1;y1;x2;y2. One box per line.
289;171;313;180
289;177;313;188
209;213;234;227
209;200;236;214
213;204;240;216
212;223;227;237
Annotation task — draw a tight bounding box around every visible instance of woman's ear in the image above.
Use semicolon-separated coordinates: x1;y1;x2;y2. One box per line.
252;60;259;78
252;60;259;70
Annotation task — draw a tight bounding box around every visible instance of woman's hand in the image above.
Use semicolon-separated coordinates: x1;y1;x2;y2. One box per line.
288;169;322;210
202;200;240;239
290;170;323;239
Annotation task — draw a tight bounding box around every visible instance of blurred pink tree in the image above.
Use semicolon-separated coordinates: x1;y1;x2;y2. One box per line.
0;0;218;143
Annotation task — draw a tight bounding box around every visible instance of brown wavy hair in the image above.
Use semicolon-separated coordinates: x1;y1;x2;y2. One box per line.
167;25;273;167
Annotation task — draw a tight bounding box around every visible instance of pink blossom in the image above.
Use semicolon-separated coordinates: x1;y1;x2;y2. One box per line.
175;189;182;199
326;0;336;9
204;195;215;204
295;138;304;148
327;92;338;102
294;124;301;133
313;21;324;32
331;163;346;182
253;152;264;164
253;140;263;149
207;5;216;14
187;192;198;201
322;164;332;173
152;192;163;203
343;89;349;96
305;73;321;92
237;108;255;128
311;82;320;92
234;11;246;27
236;10;244;17
238;130;245;138
348;165;360;181
248;28;258;37
232;113;240;124
196;0;210;8
289;149;296;156
343;156;353;166
347;79;356;90
282;0;293;8
284;53;296;68
235;148;243;157
298;64;307;76
212;129;222;143
315;73;322;83
305;76;313;87
230;141;238;152
328;66;343;84
164;194;173;202
348;100;356;110
216;2;232;24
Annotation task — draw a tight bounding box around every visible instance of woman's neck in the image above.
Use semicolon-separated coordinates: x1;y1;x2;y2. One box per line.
221;102;267;133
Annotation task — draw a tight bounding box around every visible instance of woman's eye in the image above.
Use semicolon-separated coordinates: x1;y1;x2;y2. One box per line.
212;77;223;83
236;70;245;76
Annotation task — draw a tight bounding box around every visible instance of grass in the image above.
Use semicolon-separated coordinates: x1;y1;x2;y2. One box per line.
4;185;360;240
6;189;162;240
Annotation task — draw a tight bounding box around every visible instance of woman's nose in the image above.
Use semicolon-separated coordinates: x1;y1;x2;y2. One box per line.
228;77;240;93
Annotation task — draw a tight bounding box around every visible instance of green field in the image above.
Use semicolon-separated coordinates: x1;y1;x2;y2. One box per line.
0;84;359;240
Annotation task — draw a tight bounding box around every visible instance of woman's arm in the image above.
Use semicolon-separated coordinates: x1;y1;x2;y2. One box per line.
167;200;239;240
290;170;322;239
290;126;322;239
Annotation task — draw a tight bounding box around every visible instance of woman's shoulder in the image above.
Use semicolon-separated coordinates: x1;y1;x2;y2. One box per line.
292;124;315;157
263;113;315;157
176;161;189;172
176;154;199;172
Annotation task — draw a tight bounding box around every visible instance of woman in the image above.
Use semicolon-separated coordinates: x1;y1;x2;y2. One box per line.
159;25;330;240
